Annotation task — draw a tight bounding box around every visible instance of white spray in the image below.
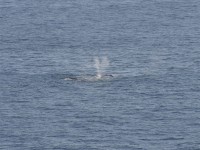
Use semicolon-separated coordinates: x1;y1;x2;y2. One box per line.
94;56;109;79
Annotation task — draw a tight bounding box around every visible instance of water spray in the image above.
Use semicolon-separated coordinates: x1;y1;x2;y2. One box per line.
94;56;109;79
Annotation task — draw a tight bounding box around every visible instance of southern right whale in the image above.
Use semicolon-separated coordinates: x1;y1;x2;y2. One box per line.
64;74;114;81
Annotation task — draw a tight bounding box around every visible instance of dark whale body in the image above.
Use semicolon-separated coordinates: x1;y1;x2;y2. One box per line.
64;74;114;81
68;76;78;80
104;74;113;77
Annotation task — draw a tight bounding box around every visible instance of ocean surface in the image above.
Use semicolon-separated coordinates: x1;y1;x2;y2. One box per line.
1;0;200;149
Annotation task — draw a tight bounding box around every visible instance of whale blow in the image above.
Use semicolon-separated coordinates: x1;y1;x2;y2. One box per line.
64;56;112;81
94;56;109;79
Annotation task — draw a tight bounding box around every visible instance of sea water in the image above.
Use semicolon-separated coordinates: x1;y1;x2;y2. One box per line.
0;0;200;149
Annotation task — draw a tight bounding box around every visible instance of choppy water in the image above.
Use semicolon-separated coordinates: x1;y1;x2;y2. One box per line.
1;0;200;149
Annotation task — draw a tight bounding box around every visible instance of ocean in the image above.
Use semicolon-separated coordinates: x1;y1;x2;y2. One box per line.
0;0;200;149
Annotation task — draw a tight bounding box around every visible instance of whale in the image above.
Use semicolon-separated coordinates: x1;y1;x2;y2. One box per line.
64;56;112;82
64;74;114;81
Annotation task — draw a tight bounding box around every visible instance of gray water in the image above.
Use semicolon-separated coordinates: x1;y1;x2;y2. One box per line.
1;0;200;149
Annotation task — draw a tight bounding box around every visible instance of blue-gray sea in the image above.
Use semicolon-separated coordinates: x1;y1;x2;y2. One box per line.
1;0;200;149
